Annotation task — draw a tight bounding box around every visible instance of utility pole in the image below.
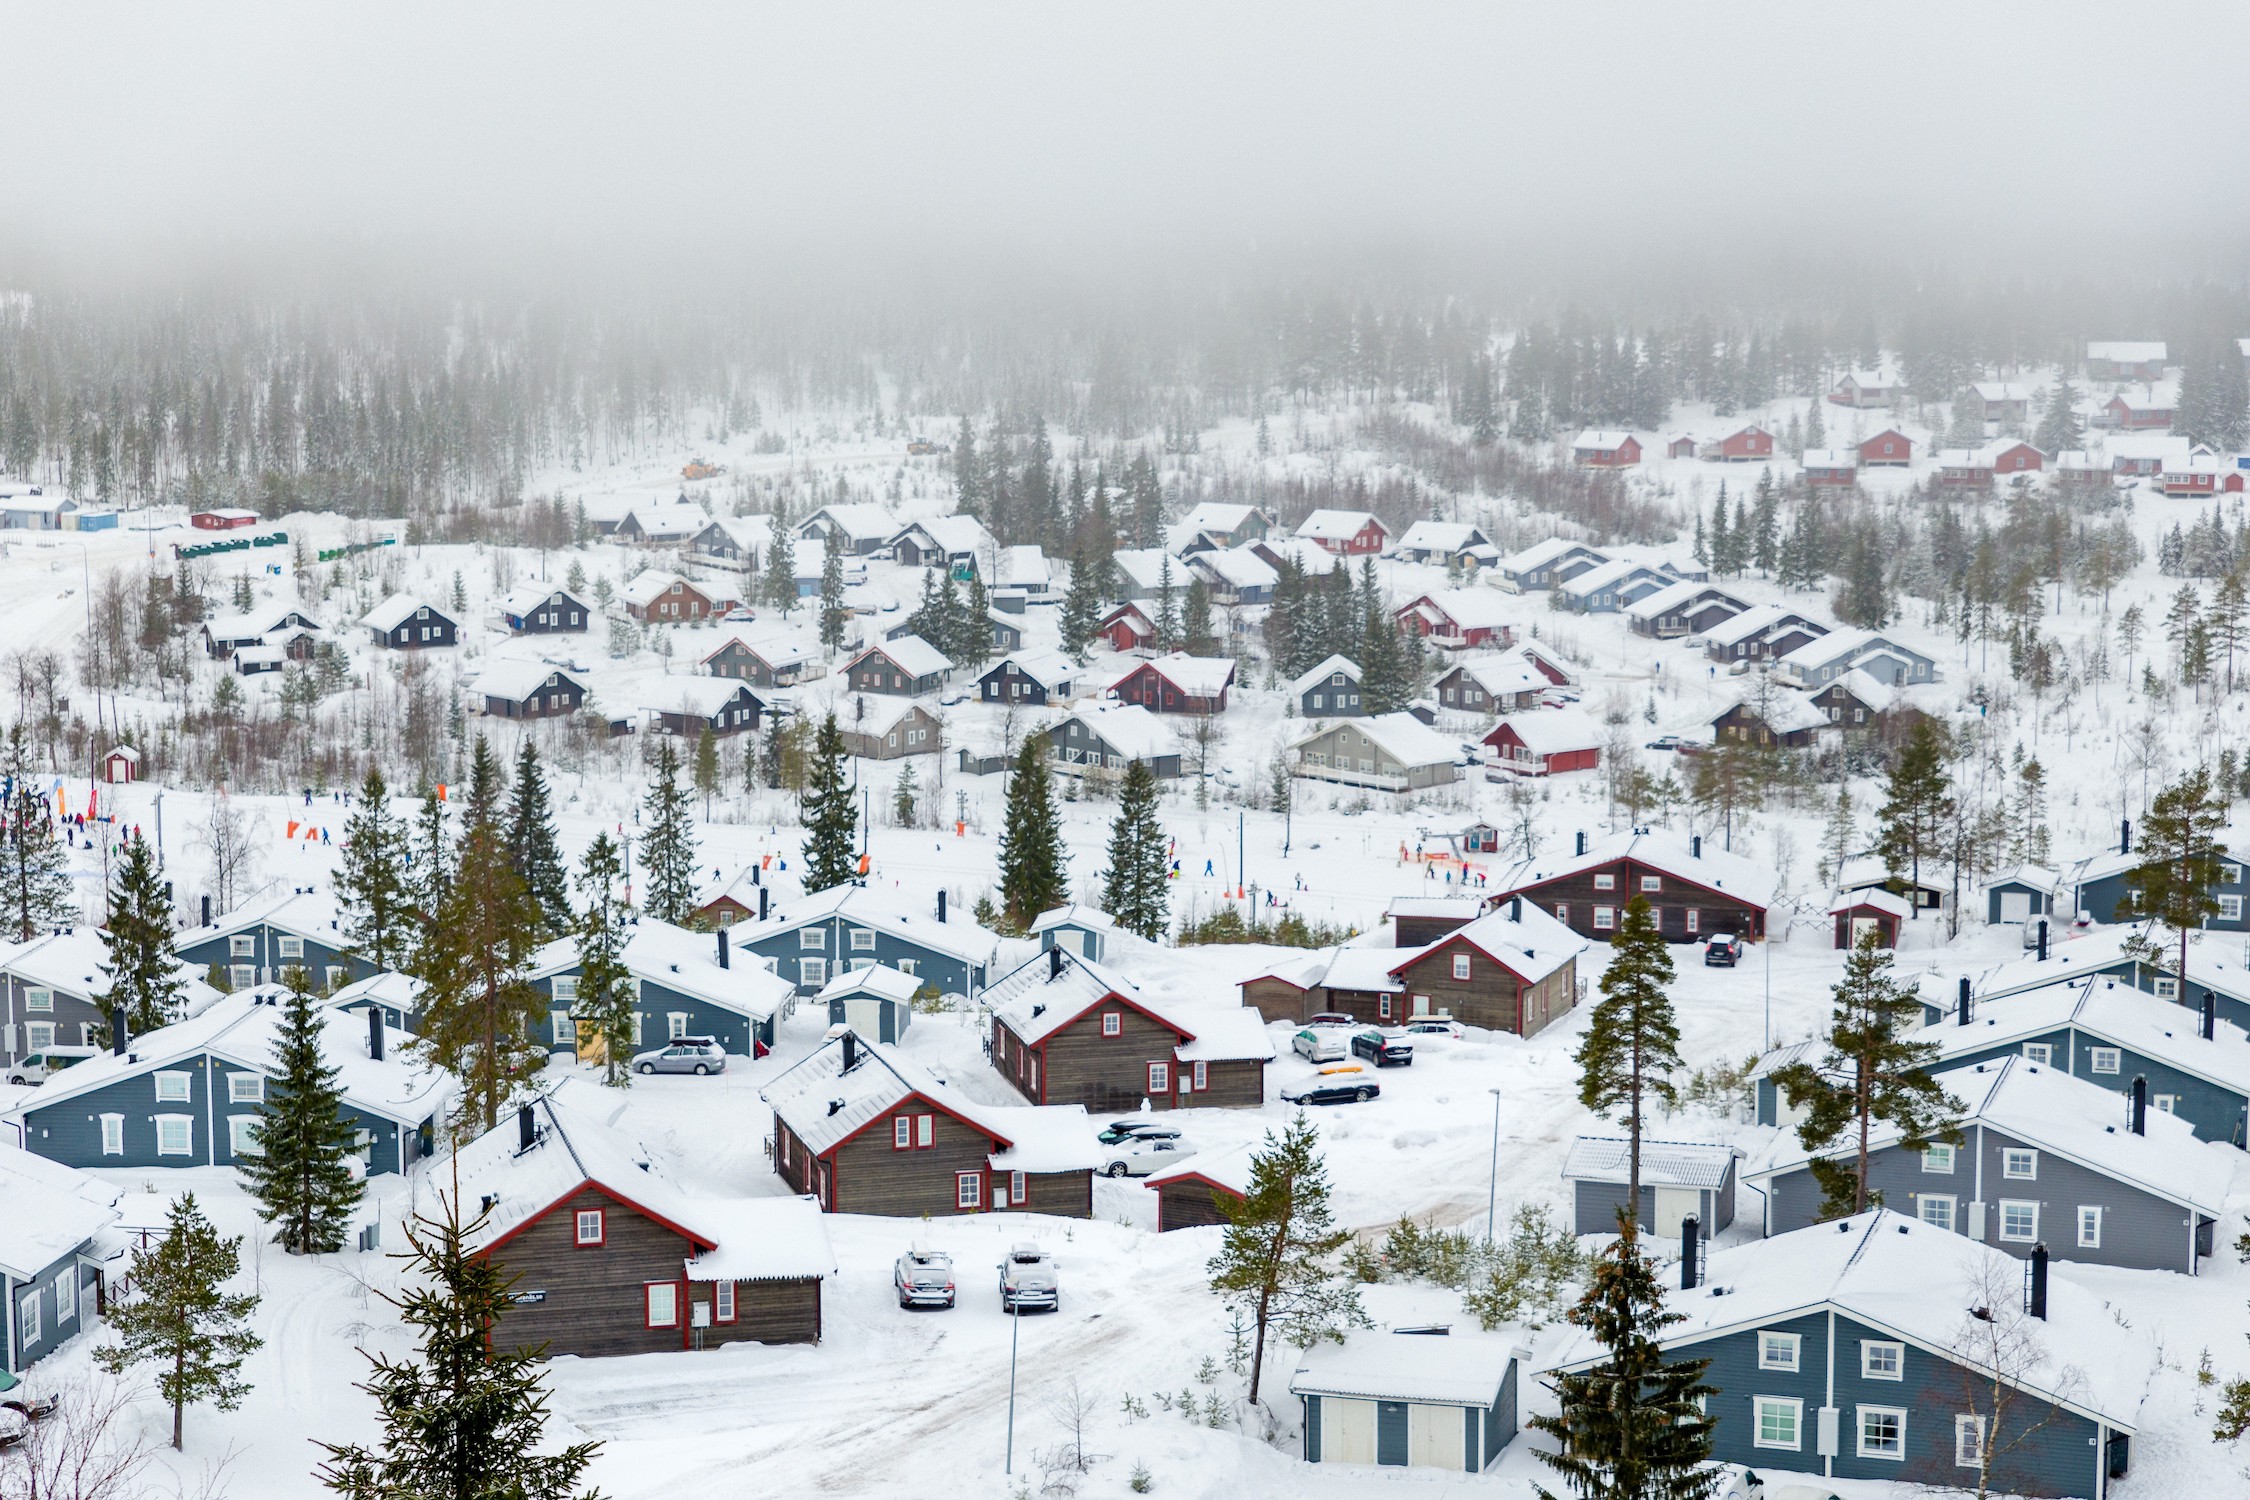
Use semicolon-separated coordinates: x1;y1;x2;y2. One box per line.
1005;1297;1022;1475
1486;1086;1504;1243
1237;809;1245;900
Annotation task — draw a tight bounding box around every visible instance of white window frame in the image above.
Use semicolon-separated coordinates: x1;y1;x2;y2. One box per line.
1593;873;1616;891
154;1070;192;1103
1918;1194;1957;1232
227;1115;262;1156
2001;1148;2038;1181
1639;875;1661;893
2224;895;2245;922
714;1279;735;1322
1451;953;1472;980
552;976;580;1004
1757;1330;1801;1372
645;1282;678;1328
1955;1413;1986;1468
576;1209;604;1245
955;1171;982;1209
1857;1405;1907;1460
1861;1341;1904;1381
2077;1205;2103;1248
54;1271;74;1325
277;935;305;959
229;935;256;957
1923;1142;1955;1174
22;986;51;1012
1753;1396;1802;1451
2154;977;2179;999
799;928;826;950
99;1113;123;1156
155;1114;194;1156
25;1021;52;1052
668;1013;689;1039
227;1073;263;1104
2089;1047;2121;1075
1593;906;1616;931
551;1011;574;1044
1998;1199;2040;1243
850;928;876;952
230;964;256;990
1101;1011;1121;1037
799;958;827;987
2021;1043;2052;1066
17;1291;35;1348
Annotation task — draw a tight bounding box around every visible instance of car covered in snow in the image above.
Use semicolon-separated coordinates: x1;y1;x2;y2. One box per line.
998;1242;1059;1313
894;1246;956;1309
1099;1133;1193;1178
1703;933;1742;967
1291;1027;1350;1063
1403;1016;1462;1039
1280;1064;1379;1107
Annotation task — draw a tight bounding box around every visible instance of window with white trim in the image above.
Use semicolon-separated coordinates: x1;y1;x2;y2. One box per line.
799;958;827;986
2225;896;2244;922
26;1021;52;1051
552;976;580;1004
1954;1413;1986;1467
1101;1011;1121;1037
2154;977;2179;999
155;1115;193;1155
230;935;256;957
576;1209;604;1246
99;1114;123;1156
2089;1047;2121;1075
955;1171;982;1209
1593;873;1616;890
799;928;826;949
1147;1062;1170;1094
278;936;305;959
1923;1142;1955;1174
1753;1396;1801;1450
1861;1341;1903;1380
1857;1406;1906;1460
850;928;876;951
230;965;256;990
2077;1205;2103;1248
23;987;51;1012
645;1282;678;1328
551;1011;574;1044
227;1115;262;1156
17;1292;36;1347
154;1070;191;1102
1451;953;1472;980
1757;1331;1800;1372
55;1271;74;1324
714;1280;735;1321
2001;1148;2037;1180
1639;876;1661;893
1593;907;1616;931
1918;1194;1957;1232
1998;1200;2040;1242
2021;1043;2052;1066
668;1013;689;1039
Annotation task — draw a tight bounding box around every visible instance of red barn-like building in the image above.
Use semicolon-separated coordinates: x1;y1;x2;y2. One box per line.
1109;652;1236;715
1857;430;1913;467
1096;601;1158;654
1702;425;1774;463
190;509;259;531
1571;431;1642;469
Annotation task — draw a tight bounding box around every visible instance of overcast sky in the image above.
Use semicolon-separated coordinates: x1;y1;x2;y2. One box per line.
5;2;2247;285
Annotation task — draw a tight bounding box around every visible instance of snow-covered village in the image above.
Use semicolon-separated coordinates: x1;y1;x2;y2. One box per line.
5;8;2250;1500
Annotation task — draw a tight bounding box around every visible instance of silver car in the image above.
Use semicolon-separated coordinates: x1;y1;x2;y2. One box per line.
998;1242;1059;1313
631;1038;727;1076
1100;1134;1192;1178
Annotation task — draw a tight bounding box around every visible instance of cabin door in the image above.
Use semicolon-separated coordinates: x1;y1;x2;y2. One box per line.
1850;916;1882;947
1407;1404;1464;1469
1652;1187;1699;1239
1322;1398;1376;1465
1998;891;2031;924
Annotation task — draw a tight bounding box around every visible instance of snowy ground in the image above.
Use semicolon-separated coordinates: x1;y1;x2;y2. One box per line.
14;394;2250;1498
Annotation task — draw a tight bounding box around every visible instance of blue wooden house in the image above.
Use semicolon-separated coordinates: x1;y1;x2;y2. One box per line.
1750;1056;2228;1274
2060;834;2250;930
1561;1135;1735;1240
1289;1328;1519;1473
1928;927;2250;1032
0;1147;118;1376
175;889;373;993
1289;655;1364;718
731;885;1001;999
817;964;919;1044
7;990;450;1175
3;928;216;1070
1984;864;2064;926
327;971;425;1034
1031;905;1123;965
527;918;795;1059
1546;1210;2147;1498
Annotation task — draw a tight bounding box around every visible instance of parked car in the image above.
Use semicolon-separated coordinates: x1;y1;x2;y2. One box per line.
893;1246;956;1309
1292;1027;1350;1063
1306;1013;1356;1028
1095;1119;1183;1146
1349;1029;1414;1067
0;1369;56;1421
1704;933;1742;967
1280;1067;1379;1106
3;1052;61;1086
631;1038;727;1075
1645;734;1683;752
998;1243;1059;1313
1404;1016;1463;1039
720;606;756;623
1101;1133;1193;1177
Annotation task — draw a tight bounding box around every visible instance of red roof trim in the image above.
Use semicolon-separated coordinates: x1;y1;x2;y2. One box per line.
1389;930;1538;985
817;1086;1013;1157
480;1180;718;1257
1146;1169;1247;1200
1505;856;1767;913
999;988;1193;1046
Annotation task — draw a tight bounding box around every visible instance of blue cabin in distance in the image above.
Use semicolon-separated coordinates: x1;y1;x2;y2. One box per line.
1031;905;1123;966
818;964;919;1044
527;918;793;1059
2061;828;2250;930
174;888;374;993
1289;1329;1519;1474
731;885;1000;1000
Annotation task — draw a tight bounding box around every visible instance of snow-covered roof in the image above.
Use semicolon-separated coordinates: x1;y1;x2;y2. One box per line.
1411;899;1587;986
620;569;696;608
641;674;759;719
472;660;583;702
989;649;1078;693
1555;557;1672;599
1122;651;1236;698
1054;701;1177;761
1929;975;2250;1095
1288;653;1362;697
619;506;710;540
699;513;774;552
1404;587;1516;631
2087;340;2167;363
859;633;953;678
1031;904;1123;938
1546;1210;2151;1430
194;888;349;945
1824;667;1893;711
1176;501;1267;536
1499;537;1607;575
891;512;992;557
1291;1329;1519;1407
1295;509;1383;543
326;970;423;1016
0;1145;118;1280
1489;706;1603;755
1837;368;1897;389
1393;520;1490;555
1189;547;1279;589
1722;689;1830;736
361;593;439;632
1623;579;1746;621
1109;548;1178;594
1442;653;1548;700
18;988;450;1128
499;584;586;617
1698;603;1805;648
2110;384;2178;412
1571;429;1635;450
2106;433;2191;462
986;947;1155;1045
816;964;923;1005
0;928;213;1008
451;1078;713;1255
565;917;792;1020
682;1196;835;1282
1315;945;1416;995
1981;863;2062;895
800;502;899;542
1172;1007;1275;1064
1971;381;2034;402
1385;895;1486;921
1562;1135;1734;1190
1297;710;1459;769
705;631;817;671
1144;1141;1255;1196
202;604;316;640
1801;447;1855;468
1496;827;1778;911
745;884;998;969
998;544;1050;589
1775;626;1917;672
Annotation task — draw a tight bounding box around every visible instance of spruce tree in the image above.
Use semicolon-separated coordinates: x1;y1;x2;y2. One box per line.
462;736;507;827
2035;379;2083;454
1876;717;1953;912
315;1191;601;1500
1530;1216;1720;1500
763;495;797;614
693;726;721;820
818;530;847;651
1708;492;1732;577
1771;932;1960;1219
0;724;74;940
1156;558;1182;650
338;767;414;972
1750;469;1780;575
408;779;451;944
103;832;183;1034
998;735;1067;931
239;987;364;1253
1573;897;1681;1228
1803;388;1826;449
504;743;571;939
95;1193;262;1451
1181;576;1215;656
799;712;860;893
2125;766;2228;998
892;762;919;827
639;738;697;925
1100;758;1170;940
1207;1113;1367;1407
575;833;636;1086
417;808;547;1136
1060;540;1103;662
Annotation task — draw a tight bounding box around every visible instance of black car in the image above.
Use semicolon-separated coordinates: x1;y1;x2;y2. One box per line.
1349;1029;1414;1067
1095;1119;1183;1146
1280;1074;1380;1106
1704;933;1742;967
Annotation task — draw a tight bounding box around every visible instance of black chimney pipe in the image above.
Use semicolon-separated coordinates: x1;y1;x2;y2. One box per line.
367;1006;383;1062
2131;1076;2148;1136
937;889;948;924
110;1005;128;1056
2036;919;2049;962
1048;945;1064;979
517;1104;536;1151
1509;895;1522;921
2120;818;2132;856
1575;830;1587;856
717;928;730;970
2203;991;2218;1040
201;894;211;926
1691;834;1702;859
1680;1215;1701;1289
752;863;761;887
1957;977;1972;1027
841;1031;859;1072
758;887;770;921
2028;1243;2049;1320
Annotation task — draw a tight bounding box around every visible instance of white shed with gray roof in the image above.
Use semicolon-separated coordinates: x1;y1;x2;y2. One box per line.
1563;1134;1737;1239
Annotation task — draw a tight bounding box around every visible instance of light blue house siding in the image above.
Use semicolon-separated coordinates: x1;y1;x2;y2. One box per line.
2072;855;2250;931
16;1056;428;1175
1686;1311;2112;1497
331;992;424;1035
7;1244;99;1374
1298;1362;1516;1472
176;924;373;991
528;972;775;1055
1911;1028;2249;1149
739;920;984;999
1985;878;2057;925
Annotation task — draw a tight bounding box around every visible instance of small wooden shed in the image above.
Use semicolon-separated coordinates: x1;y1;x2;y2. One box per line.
1562;1135;1735;1240
1143;1145;1251;1232
1828;885;1910;949
817;966;920;1045
103;746;140;784
1290;1328;1521;1473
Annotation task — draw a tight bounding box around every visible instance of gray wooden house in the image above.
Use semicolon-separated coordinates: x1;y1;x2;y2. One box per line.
362;594;457;650
1045;702;1183;780
473;661;588;721
818;964;919;1044
0;1147;118;1376
1562;1135;1736;1240
175;888;371;992
845;634;952;697
1290;1328;1520;1473
702;633;818;687
977;650;1078;707
730;884;998;998
1290;713;1462;792
1289;654;1363;717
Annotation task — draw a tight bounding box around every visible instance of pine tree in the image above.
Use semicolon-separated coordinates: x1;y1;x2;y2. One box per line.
239;987;364;1253
763;493;797;613
0;725;75;940
315;1190;601;1500
693;726;721;819
1573;897;1681;1228
951;414;981;518
95;1193;262;1450
1530;1217;1719;1500
1750;468;1780;576
1101;758;1170;940
1803;388;1826;450
1206;1113;1367;1407
1876;718;1953;911
1156;557;1182;651
1181;576;1215;656
463;735;507;827
2035;379;2082;454
1771;934;1960;1219
575;833;635;1086
1708;491;1732;577
2014;758;2051;866
504;744;571;939
1819;783;1856;886
799;712;859;893
639;738;697;925
337;767;414;971
998;735;1067;931
818;530;847;650
103;832;182;1035
1060;541;1103;662
417;805;547;1136
408;779;451;943
2126;767;2228;1000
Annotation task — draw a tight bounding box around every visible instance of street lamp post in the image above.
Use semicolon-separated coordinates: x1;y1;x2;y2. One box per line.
1486;1086;1504;1244
1004;1298;1022;1474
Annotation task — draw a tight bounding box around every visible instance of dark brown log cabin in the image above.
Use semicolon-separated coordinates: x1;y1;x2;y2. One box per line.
1388;896;1489;948
1241;968;1320;1025
683;1277;822;1346
479;1182;716;1359
1496;835;1770;944
1387;937;1579;1037
987;950;1267;1113
1151;1171;1242;1232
